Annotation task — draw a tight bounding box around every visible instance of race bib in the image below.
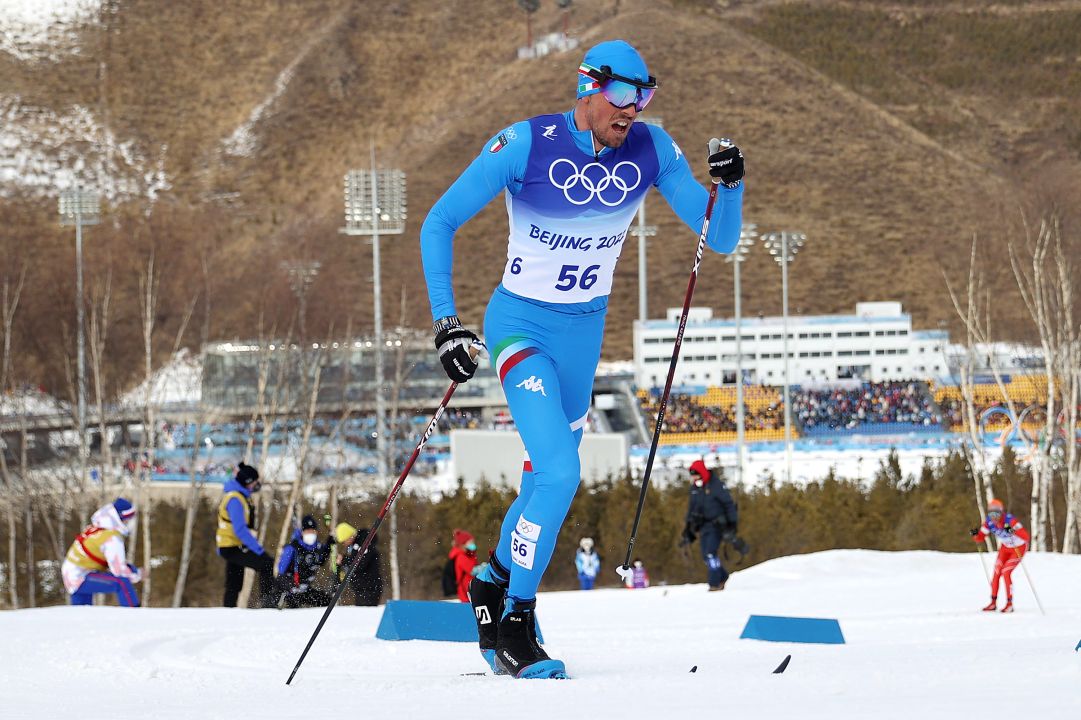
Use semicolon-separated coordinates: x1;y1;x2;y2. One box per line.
510;515;542;570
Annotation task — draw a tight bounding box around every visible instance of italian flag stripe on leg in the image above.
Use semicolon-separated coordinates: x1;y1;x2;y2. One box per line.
494;336;538;383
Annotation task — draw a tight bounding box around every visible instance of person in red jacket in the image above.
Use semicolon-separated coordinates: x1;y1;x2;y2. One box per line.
449;528;479;602
970;498;1029;613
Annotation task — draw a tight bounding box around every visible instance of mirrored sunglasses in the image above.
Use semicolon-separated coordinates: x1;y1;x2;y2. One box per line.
580;64;657;112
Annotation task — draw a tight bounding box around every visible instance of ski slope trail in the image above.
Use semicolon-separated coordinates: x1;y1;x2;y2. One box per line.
3;550;1079;719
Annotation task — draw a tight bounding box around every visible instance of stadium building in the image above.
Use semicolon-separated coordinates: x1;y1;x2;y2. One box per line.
633;302;950;389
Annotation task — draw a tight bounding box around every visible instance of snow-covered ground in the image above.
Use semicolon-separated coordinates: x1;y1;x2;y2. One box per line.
3;550;1079;718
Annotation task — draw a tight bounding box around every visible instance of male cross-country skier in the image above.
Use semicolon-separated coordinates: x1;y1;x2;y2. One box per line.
970;498;1029;613
420;39;744;679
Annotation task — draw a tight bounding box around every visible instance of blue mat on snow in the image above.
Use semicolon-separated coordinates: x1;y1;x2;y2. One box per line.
375;599;544;643
739;615;845;645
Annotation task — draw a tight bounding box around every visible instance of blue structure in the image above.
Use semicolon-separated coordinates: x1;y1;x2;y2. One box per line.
376;600;544;643
739;615;845;645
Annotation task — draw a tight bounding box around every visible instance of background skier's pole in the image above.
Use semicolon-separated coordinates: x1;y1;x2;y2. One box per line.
976;545;990;586
616;140;723;582
1013;546;1045;616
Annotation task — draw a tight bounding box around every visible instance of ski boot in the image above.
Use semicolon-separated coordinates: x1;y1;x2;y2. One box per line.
981;597;998;612
1001;598;1014;614
495;597;567;679
469;555;510;674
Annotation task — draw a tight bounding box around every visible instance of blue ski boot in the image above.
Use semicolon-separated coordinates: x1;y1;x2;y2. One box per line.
469;555;510;674
494;597;567;679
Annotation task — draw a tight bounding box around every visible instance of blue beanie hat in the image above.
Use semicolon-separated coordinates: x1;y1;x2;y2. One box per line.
577;40;649;99
113;497;136;521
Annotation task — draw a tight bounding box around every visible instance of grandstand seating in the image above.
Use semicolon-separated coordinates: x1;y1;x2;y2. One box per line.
931;375;1050;431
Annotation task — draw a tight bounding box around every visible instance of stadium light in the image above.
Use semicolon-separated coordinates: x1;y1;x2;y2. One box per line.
761;231;807;484
633;116;662;323
725;223;757;486
340;144;407;600
58;186;101;479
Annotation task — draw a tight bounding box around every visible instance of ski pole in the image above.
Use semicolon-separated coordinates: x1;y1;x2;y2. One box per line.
286;371;470;685
1013;546;1045;616
975;544;990;586
617;142;723;583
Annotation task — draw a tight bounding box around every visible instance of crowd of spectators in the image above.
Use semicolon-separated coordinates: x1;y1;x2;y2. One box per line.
791;381;940;431
640;394;783;434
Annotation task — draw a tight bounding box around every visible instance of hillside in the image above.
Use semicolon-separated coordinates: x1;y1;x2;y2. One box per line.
2;0;1080;395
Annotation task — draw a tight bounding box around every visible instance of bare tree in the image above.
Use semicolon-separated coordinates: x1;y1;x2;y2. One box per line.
172;253;213;607
1050;222;1080;552
275;350;324;553
1008;217;1062;551
1;267;27;608
943;237;997;544
136;250;160;604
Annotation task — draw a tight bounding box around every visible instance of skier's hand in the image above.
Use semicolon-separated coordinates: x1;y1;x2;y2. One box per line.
1003;525;1014;535
969;527;980;536
679;525;696;547
721;527;737;543
434;315;482;383
707;138;744;188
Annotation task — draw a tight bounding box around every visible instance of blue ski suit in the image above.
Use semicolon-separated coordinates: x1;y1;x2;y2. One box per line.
421;109;743;602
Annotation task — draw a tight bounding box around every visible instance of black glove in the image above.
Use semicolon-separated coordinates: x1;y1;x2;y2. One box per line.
969;527;980;536
1003;525;1014;535
708;138;744;189
679;525;697;547
721;527;737;543
433;315;480;383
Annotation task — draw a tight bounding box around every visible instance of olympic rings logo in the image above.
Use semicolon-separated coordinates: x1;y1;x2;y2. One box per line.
978;404;1080;455
548;159;641;207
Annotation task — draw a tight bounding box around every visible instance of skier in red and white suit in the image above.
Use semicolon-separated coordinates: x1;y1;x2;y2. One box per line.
971;498;1029;613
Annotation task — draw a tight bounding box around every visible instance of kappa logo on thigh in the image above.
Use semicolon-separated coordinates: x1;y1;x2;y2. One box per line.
516;375;547;396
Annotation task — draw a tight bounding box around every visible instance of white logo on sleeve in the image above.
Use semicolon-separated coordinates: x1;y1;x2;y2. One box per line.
516;375;547;396
672;140;683;159
511;515;542;570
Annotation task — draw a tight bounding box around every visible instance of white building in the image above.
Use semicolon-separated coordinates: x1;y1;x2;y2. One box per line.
633;302;950;389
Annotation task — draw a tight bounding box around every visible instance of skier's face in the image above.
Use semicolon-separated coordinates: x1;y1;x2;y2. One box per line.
582;94;638;150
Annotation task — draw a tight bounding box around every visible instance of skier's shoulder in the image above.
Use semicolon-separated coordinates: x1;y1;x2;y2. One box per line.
481;118;534;159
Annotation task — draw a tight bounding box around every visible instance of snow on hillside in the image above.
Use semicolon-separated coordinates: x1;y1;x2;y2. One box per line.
2;550;1079;719
0;95;172;202
0;2;172;202
0;0;100;62
120;349;202;407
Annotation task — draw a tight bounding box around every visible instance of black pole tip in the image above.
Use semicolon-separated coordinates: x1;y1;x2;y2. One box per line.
689;665;697;673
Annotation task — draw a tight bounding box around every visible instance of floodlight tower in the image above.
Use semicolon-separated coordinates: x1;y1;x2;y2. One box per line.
632;117;662;323
761;231;806;484
58;186;100;481
340;145;407;599
725;223;757;485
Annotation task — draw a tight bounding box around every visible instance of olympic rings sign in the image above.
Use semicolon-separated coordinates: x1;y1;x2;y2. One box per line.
978;404;1079;451
548;159;641;207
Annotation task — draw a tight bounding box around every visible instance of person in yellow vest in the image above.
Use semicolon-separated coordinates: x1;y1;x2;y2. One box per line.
216;462;275;608
61;498;142;606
